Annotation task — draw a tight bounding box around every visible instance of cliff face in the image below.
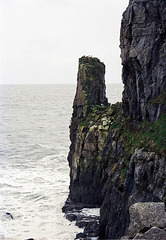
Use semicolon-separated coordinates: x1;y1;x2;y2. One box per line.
98;1;166;238
68;56;108;204
121;0;166;121
100;148;166;239
65;1;166;239
72;56;108;121
66;58;166;239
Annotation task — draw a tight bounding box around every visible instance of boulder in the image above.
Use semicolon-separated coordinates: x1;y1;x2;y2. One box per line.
75;232;86;239
140;227;166;240
65;212;78;221
127;202;166;238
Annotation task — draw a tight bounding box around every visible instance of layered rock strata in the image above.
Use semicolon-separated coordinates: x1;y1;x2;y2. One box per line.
68;56;108;205
99;143;166;239
66;65;166;238
120;0;166;121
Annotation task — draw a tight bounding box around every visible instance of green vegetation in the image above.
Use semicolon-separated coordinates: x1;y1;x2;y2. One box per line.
79;55;104;65
79;118;89;132
78;101;166;183
78;102;121;130
91;105;108;112
111;114;166;158
79;101;166;157
150;89;166;105
121;168;127;181
78;105;108;130
118;114;166;182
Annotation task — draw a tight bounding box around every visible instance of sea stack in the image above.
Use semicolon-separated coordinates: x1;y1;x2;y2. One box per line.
68;56;108;205
73;56;108;120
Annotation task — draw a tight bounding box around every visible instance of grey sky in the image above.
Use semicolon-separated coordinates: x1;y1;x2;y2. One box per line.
0;0;129;84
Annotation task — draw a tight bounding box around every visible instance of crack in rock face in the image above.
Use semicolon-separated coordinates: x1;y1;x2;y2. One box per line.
120;0;166;121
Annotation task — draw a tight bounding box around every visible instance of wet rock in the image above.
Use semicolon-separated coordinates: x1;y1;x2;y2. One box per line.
65;212;78;221
84;221;99;236
76;219;90;228
64;203;99;240
76;216;99;229
6;212;13;219
75;232;86;239
62;198;96;213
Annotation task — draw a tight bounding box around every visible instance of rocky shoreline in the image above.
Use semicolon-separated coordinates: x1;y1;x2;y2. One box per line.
63;0;166;239
62;199;100;240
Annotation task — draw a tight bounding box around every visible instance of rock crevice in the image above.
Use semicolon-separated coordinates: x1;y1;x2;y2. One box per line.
121;0;166;121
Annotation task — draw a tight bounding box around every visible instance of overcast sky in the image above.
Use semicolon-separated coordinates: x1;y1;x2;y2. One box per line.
0;0;129;84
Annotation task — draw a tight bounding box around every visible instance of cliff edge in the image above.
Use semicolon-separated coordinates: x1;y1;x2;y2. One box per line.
64;0;166;239
121;0;166;121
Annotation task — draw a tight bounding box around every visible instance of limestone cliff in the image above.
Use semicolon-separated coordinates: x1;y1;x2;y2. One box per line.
98;1;166;238
121;0;166;121
64;0;166;239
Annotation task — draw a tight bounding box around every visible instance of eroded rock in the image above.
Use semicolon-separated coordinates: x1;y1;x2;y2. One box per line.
121;0;166;121
64;2;166;240
127;202;166;238
68;56;108;205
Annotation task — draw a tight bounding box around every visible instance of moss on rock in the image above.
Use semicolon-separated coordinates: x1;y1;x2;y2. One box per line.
150;89;166;105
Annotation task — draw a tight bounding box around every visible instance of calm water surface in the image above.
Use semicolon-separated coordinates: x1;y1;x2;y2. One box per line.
0;84;123;240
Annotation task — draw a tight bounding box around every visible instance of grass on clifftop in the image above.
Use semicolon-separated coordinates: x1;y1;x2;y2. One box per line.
79;102;166;157
111;111;166;182
111;114;166;158
78;102;166;183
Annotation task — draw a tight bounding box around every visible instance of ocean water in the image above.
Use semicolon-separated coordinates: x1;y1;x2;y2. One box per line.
0;84;123;240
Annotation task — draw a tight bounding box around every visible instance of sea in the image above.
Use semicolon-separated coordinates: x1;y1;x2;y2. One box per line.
0;84;123;240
